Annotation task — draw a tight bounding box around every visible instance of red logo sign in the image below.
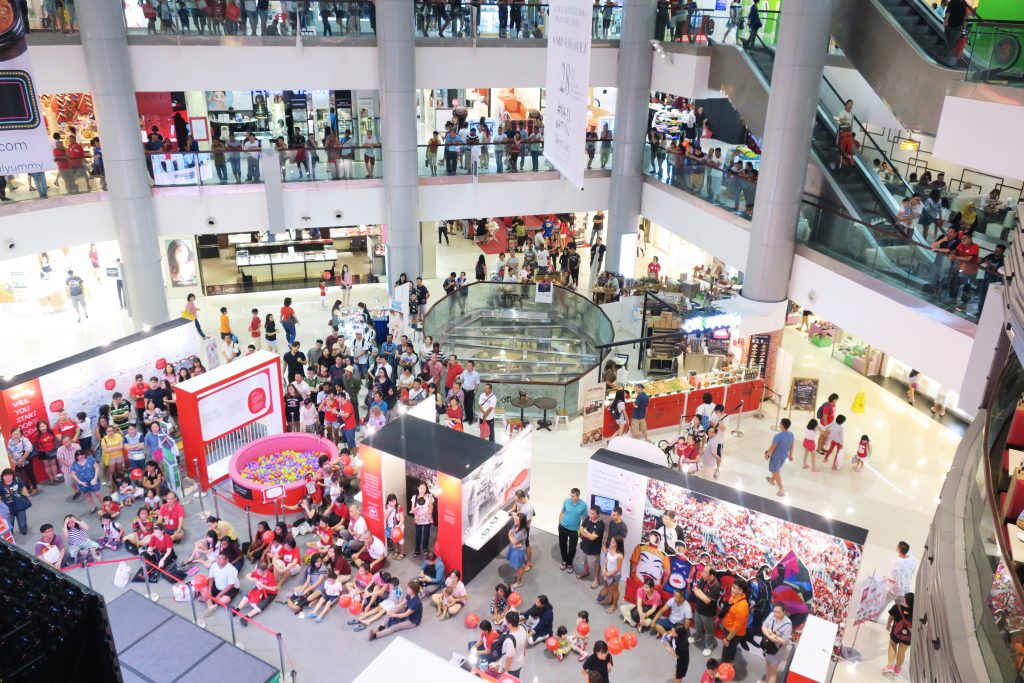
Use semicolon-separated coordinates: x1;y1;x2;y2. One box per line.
104;379;116;391
48;400;64;413
247;388;267;414
155;358;167;370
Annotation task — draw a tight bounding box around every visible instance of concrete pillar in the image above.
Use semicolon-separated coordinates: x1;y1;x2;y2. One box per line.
377;0;421;292
77;1;169;326
604;0;656;277
742;0;835;303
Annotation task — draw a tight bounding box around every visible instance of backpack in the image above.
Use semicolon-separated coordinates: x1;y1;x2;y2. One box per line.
490;632;517;659
816;403;826;420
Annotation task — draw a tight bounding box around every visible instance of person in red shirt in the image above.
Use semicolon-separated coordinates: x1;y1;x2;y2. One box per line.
130;374;148;426
339;394;357;449
320;391;340;442
816;393;838;454
66;135;88;193
236;560;280;624
35;420;61;484
949;231;980;304
648;256;662;279
327;497;350;531
445;355;464;393
143;525;176;576
249;308;262;350
54;410;80;444
157;491;186;543
272;537;302;586
52;135;75;192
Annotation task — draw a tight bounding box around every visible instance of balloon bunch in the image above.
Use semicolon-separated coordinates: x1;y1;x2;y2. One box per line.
600;626;639;656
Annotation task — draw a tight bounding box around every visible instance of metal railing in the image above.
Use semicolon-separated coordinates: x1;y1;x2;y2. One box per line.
653;8;780;48
0;158;106;204
124;0;377;37
145;146;383;186
417;133;614;177
413;1;622;41
966;19;1024;87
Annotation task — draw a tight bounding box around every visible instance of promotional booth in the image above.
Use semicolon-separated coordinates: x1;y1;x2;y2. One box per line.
226;432;340;515
0;319;198;485
360;416;533;583
174;351;286;490
586;449;868;644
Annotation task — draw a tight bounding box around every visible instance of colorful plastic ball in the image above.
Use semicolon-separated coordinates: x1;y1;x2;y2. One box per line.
621;632;638;650
464;613;480;629
717;663;736;682
607;637;623;655
262;530;274;544
338;594;351;608
576;622;590;637
545;636;559;652
604;626;619;642
507;592;522;607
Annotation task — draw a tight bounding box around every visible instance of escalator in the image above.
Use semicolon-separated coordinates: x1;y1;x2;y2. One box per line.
828;0;967;134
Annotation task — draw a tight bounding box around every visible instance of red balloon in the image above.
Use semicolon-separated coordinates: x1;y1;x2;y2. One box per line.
390;527;404;543
338;594;352;608
130;468;144;481
192;574;208;590
343;465;356;477
464;613;480;629
621;632;638;650
348;599;363;615
507;592;522;607
607;637;623;655
603;626;619;642
545;636;559;652
340;454;351;466
261;530;275;544
717;663;736;682
576;622;590;637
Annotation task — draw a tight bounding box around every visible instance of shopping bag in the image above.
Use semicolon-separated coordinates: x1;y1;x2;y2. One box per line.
479;420;490;440
172;583;194;602
113;561;132;588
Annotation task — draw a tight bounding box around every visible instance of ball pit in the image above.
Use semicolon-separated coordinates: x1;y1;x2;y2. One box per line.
227;433;340;514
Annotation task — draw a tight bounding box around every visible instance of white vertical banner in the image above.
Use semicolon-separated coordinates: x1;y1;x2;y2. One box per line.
544;0;592;190
0;5;54;175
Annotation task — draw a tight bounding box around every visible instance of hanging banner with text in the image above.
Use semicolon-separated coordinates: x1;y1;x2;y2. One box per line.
544;0;592;190
0;4;54;176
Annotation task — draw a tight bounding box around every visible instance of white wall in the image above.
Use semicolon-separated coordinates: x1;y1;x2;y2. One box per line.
822;66;902;130
28;43;90;93
415;46;618;88
934;91;1024;182
418;174;613;219
0;198;114;260
650;50;719;99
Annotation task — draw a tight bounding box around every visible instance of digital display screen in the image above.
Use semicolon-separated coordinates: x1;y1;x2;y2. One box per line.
591;494;618;514
0;70;39;130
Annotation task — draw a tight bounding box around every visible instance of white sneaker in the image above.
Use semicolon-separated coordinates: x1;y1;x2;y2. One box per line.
701;648;712;657
687;636;695;644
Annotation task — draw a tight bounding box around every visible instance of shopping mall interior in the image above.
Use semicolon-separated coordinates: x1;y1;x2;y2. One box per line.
1;1;1023;682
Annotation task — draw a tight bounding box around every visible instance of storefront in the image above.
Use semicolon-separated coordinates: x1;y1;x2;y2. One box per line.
635;218;743;295
0;240;121;316
416;87;616;142
171;226;384;296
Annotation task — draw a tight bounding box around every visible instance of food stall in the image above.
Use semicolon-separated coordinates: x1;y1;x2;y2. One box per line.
830;329;885;377
601;365;763;437
808;320;837;347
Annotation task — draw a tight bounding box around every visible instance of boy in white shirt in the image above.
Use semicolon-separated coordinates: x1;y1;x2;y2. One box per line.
823;414;846;471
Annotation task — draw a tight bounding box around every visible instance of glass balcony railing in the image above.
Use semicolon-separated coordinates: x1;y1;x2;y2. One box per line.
125;1;376;37
642;142;1002;324
0;164;104;204
417;135;613;177
25;0;79;34
146;147;382;187
966;19;1024;87
653;8;780;48
413;1;622;41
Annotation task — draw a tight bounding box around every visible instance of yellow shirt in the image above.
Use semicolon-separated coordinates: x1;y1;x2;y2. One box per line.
100;433;125;467
220;313;230;334
214;520;238;540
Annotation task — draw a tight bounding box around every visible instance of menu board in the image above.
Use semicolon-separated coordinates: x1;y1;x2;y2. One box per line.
748;334;772;379
789;377;819;412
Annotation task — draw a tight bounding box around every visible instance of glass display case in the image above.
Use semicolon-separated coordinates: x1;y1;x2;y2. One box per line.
235;239;338;287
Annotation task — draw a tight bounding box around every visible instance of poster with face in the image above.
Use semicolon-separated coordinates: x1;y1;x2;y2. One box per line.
642;478;864;639
165;239;199;287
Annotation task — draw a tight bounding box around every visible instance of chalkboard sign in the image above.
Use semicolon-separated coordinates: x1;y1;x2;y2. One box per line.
749;334;771;379
789;377;819;412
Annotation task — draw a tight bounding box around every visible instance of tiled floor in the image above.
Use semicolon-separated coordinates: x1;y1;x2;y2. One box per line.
4;226;953;681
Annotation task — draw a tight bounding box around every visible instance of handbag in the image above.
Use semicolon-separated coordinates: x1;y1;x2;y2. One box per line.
479;419;490;440
113;561;132;588
172;582;194;602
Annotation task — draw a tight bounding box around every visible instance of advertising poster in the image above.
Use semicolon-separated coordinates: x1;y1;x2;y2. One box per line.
544;0;592;189
0;320;199;443
639;478;864;640
165;239;200;287
581;384;606;445
358;445;386;543
853;574;890;626
535;279;554;304
0;2;54;176
462;428;532;548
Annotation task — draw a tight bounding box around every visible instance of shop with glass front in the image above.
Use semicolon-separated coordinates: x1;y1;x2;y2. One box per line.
0;241;122;316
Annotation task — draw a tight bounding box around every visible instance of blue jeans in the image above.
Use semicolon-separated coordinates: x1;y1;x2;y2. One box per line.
495;152;504;173
194;319;206;338
281;321;297;345
229;158;241;181
341;428;356;449
6;509;27;535
215;163;227;182
415;523;431;554
31;172;47;197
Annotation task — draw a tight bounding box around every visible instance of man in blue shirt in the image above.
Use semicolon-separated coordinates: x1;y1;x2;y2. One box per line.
558;488;589;573
378;333;399;377
443;126;460;175
416;551;446;596
765;418;795;497
632;384;650;441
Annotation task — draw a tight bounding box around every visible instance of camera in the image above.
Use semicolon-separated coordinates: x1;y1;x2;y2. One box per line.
334;210;344;220
2;238;14;251
206;217;216;227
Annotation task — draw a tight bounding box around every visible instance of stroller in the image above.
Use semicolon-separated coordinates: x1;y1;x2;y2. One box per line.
658;432;702;473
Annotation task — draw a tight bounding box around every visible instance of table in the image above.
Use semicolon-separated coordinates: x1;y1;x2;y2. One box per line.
510;395;534;427
1007;524;1024;565
534;397;557;431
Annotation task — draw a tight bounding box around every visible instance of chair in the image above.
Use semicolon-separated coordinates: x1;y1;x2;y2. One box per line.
494;407;507;429
506;418;524;435
554;409;570;430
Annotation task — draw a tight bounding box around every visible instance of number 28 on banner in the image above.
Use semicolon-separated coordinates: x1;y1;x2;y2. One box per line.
559;61;575;95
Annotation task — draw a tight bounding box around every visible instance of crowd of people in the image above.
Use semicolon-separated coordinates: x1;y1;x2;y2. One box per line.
136;0;376;37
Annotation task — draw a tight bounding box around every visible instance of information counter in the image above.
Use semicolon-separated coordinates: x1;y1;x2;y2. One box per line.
601;368;763;437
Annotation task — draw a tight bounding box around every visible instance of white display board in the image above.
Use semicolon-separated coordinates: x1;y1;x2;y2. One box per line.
544;0;593;189
789;615;839;683
354;638;481;683
0;36;54;174
586;455;648;572
463;427;533;550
